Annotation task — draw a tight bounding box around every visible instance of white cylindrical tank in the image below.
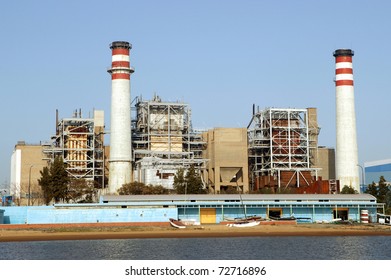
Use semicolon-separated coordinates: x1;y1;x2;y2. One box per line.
107;41;134;193
334;49;360;193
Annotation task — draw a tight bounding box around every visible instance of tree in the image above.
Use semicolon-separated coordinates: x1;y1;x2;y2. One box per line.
118;182;169;195
67;179;97;203
38;166;52;205
385;192;391;215
365;176;391;203
38;157;69;205
221;186;240;194
365;176;391;214
173;165;206;194
173;168;186;194
341;185;358;194
377;176;389;204
50;157;69;203
119;182;148;195
365;181;378;198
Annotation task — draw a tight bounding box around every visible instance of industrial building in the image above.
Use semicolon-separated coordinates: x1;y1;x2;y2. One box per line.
11;102;333;199
313;146;336;180
132;95;207;189
0;194;379;225
247;107;321;192
364;159;391;186
42;109;105;187
9;142;47;204
5;40;385;230
202;128;249;194
9;41;354;203
9;110;106;204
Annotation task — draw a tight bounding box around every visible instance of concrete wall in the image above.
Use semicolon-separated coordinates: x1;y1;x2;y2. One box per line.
10;143;48;203
203;128;249;193
314;147;336;180
0;206;177;225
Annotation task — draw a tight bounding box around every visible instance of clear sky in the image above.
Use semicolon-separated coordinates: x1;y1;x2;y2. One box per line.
1;0;390;186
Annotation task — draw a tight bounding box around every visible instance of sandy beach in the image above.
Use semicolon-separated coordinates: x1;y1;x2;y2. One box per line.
1;222;391;242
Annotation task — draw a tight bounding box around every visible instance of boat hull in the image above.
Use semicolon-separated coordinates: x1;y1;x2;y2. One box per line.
227;220;260;228
169;218;186;229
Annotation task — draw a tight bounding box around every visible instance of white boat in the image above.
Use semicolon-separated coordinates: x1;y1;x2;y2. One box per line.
169;218;186;229
180;219;201;226
227;220;260;228
315;218;342;224
226;194;261;228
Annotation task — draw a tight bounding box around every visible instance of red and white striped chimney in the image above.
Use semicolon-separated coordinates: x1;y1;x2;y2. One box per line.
333;49;360;192
107;41;134;193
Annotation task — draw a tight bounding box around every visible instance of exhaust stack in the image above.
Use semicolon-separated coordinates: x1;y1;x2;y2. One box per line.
107;41;134;193
333;49;360;192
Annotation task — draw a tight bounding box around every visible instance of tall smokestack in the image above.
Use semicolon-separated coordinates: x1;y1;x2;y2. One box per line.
107;41;134;193
333;49;359;192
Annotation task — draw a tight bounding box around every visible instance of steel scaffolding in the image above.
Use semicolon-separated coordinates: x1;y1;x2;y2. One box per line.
132;95;207;187
248;107;319;190
42;110;105;187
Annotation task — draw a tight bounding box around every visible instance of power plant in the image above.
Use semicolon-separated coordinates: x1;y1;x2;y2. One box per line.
334;49;360;192
42;109;105;186
4;40;386;237
9;41;361;203
107;41;134;193
247;107;320;191
132;95;207;189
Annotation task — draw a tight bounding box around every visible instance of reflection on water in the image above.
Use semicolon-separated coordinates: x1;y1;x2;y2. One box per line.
0;236;390;260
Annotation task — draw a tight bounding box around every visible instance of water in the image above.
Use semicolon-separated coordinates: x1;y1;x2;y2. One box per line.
0;236;390;260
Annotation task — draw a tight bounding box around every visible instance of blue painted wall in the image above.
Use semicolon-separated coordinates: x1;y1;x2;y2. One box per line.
365;162;391;185
176;205;377;224
0;209;4;224
0;206;177;224
0;204;377;225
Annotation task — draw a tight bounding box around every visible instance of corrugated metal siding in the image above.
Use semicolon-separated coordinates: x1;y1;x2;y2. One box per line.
100;194;376;203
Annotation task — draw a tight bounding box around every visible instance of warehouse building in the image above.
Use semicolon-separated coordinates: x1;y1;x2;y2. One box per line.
364;159;391;186
0;194;379;225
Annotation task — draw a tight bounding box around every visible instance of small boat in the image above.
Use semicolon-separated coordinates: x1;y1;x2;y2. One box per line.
315;218;342;224
169;218;186;229
180;219;201;226
227;220;260;228
269;215;296;221
227;194;261;227
224;215;263;222
240;215;264;221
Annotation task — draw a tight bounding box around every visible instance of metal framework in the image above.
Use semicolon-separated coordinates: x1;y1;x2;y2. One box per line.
42;111;105;187
132;95;207;187
248;108;319;190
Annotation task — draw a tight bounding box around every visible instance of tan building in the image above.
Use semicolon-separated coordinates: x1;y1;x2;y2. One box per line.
10;110;106;204
314;146;336;180
203;128;249;193
10;142;48;205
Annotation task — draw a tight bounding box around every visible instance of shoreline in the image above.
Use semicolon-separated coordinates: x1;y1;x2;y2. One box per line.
1;222;391;242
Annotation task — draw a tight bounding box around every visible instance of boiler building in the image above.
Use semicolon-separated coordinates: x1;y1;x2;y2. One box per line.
132;95;207;189
247;107;321;192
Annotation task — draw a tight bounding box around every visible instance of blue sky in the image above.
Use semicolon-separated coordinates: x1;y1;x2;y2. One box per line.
1;1;390;185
